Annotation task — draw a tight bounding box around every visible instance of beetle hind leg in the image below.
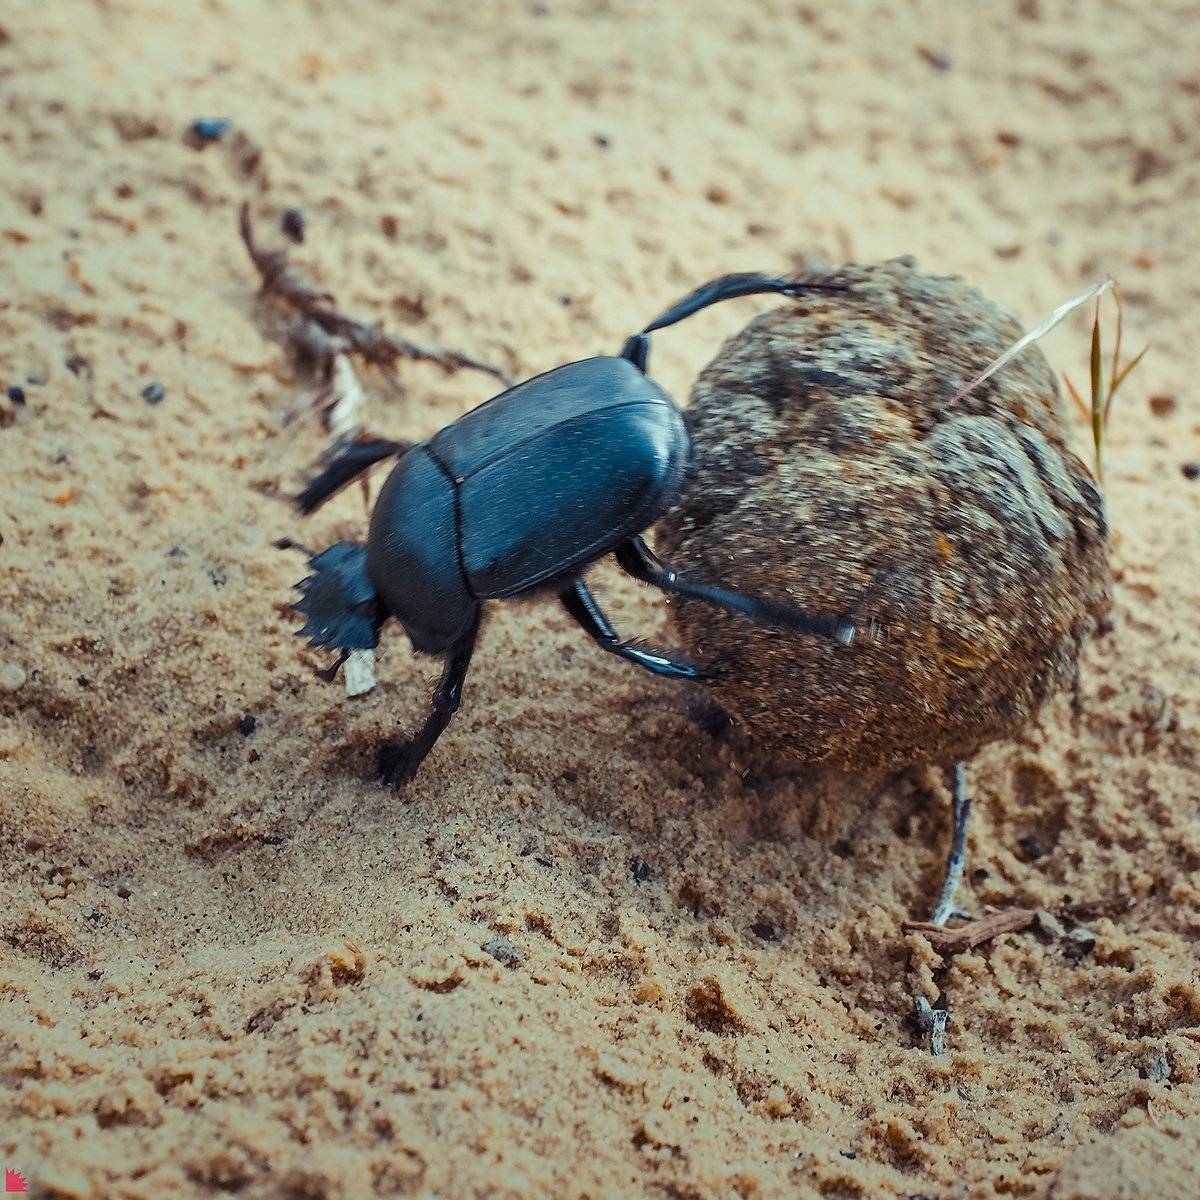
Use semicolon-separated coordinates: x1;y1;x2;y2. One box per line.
560;582;701;681
378;611;481;787
615;536;857;645
929;762;973;926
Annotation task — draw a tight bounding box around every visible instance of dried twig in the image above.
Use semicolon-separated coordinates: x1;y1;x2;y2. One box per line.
239;202;511;387
914;995;949;1056
903;907;1037;953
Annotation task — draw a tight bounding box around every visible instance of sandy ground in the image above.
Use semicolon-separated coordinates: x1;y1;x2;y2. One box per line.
2;1;1199;1197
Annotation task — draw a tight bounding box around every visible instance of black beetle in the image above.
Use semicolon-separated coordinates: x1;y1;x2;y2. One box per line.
293;272;857;785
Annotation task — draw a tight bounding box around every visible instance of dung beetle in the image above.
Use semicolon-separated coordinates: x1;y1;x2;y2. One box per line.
293;272;857;785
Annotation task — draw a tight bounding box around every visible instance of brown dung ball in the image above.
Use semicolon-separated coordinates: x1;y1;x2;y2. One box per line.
655;258;1111;773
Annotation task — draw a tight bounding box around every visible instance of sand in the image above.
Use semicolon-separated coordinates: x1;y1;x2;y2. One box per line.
1;2;1198;1198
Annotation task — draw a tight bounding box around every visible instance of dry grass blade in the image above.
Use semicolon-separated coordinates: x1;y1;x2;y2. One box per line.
1063;373;1089;420
1109;343;1150;404
951;279;1112;404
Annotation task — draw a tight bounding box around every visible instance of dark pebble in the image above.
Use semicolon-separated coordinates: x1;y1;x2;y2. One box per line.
750;920;778;942
65;354;89;376
116;884;132;899
238;714;257;737
7;385;26;404
1183;463;1199;480
1063;926;1097;962
76;675;92;688
918;47;953;71
281;207;306;243
1017;833;1046;862
592;133;610;148
481;935;524;968
141;381;166;404
189;117;230;142
630;858;651;883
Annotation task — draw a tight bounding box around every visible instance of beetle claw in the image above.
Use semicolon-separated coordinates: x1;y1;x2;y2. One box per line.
377;740;419;788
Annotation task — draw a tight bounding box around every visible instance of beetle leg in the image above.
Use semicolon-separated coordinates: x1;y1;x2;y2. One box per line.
297;435;410;515
615;537;857;645
929;762;973;926
560;582;701;681
378;611;480;787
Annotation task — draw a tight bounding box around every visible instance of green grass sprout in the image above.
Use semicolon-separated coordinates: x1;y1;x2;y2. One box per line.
1062;282;1149;484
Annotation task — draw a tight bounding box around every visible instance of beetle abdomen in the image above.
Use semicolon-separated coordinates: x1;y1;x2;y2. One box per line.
458;399;688;598
367;447;476;653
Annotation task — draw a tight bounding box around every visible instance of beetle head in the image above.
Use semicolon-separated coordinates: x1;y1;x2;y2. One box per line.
293;542;383;651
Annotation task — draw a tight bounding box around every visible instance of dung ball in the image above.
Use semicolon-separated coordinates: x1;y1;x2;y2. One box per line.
655;258;1111;773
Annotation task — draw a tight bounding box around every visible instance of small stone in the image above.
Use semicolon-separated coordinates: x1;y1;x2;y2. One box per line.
116;884;132;899
65;354;89;376
750;920;778;942
281;207;306;243
630;858;651;883
1063;926;1097;961
1033;909;1065;941
482;935;524;968
188;117;230;143
7;385;26;404
1148;394;1176;416
1017;834;1046;862
237;714;257;737
141;381;166;405
1138;1053;1170;1083
592;133;610;148
0;663;27;691
1182;463;1199;481
343;649;377;697
918;47;953;71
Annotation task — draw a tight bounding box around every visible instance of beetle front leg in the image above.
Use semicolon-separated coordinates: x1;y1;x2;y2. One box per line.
560;582;701;681
378;613;480;787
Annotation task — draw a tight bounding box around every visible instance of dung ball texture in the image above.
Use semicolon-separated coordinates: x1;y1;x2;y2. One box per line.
655;258;1111;773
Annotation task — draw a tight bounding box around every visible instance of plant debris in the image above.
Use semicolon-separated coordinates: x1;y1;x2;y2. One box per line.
902;907;1038;953
238;202;511;394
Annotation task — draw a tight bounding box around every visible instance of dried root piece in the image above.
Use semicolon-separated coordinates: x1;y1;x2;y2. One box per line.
239;202;512;392
903;907;1038;954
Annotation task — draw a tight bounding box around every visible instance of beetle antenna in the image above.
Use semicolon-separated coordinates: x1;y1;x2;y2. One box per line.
640;271;849;336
